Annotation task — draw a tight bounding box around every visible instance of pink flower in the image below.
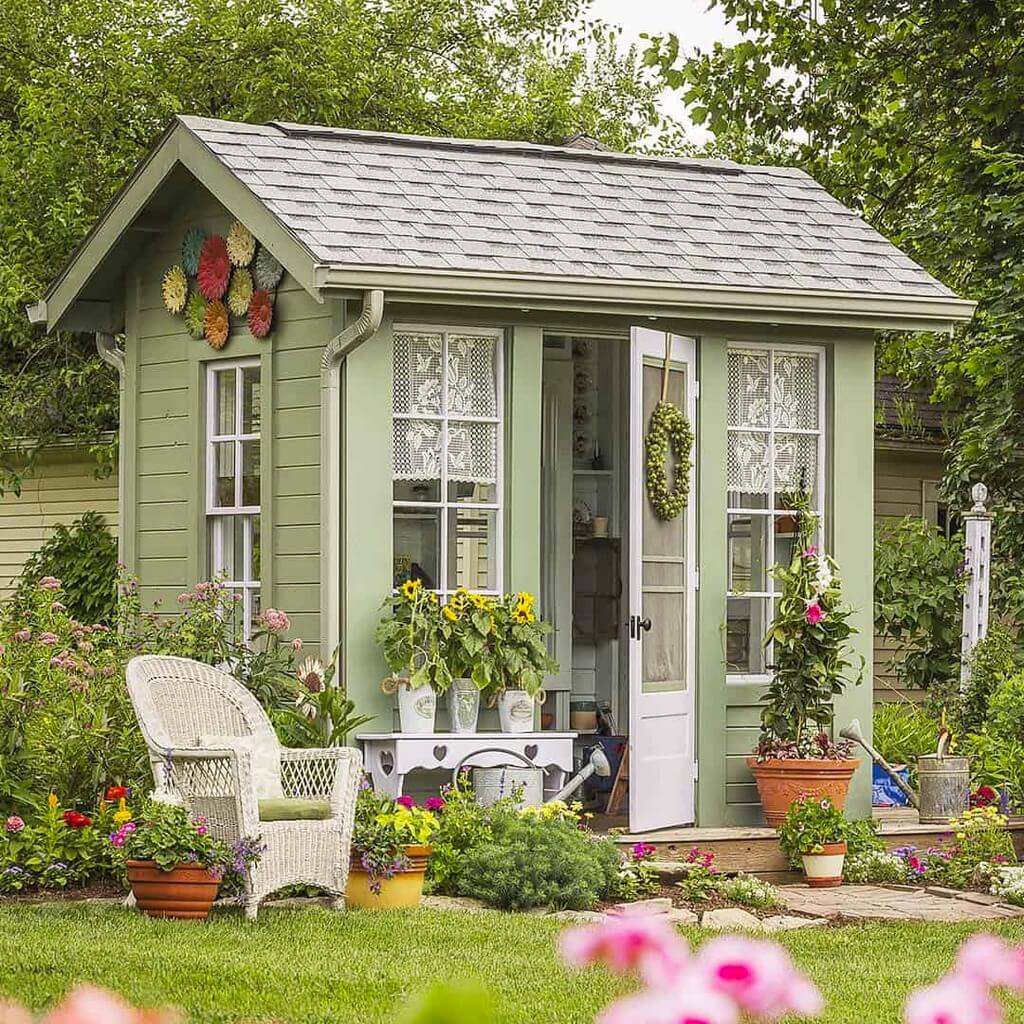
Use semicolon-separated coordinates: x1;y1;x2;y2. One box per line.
802;546;817;558
176;593;190;604
905;977;1000;1024
598;977;738;1024
291;638;303;650
40;984;140;1024
424;797;446;812
259;608;291;633
109;833;125;848
632;842;657;860
395;795;417;809
805;602;824;625
955;932;1024;992
12;629;31;642
5;816;24;833
38;632;60;646
694;935;823;1019
38;576;61;591
560;915;689;988
196;825;208;836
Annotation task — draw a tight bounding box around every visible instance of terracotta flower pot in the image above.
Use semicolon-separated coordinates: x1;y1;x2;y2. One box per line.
746;757;860;826
126;860;221;920
346;844;431;909
801;841;847;888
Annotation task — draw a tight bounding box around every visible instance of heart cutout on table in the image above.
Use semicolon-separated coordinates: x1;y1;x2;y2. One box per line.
433;745;448;761
525;744;539;760
379;751;394;776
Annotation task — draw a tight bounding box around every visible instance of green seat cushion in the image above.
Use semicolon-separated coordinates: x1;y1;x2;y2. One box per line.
258;798;332;822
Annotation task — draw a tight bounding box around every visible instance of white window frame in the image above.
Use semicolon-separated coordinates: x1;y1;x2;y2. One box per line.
392;324;505;600
205;359;261;642
726;342;826;683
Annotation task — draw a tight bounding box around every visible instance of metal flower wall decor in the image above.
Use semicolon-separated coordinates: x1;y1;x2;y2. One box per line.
162;220;280;349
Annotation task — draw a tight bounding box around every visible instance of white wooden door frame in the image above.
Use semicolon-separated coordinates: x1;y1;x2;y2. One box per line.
628;328;698;832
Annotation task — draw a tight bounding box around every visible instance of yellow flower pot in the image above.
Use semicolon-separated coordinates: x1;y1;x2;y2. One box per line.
346;844;431;909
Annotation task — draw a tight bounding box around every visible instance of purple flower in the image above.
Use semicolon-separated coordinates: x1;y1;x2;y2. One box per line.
631;842;656;860
424;797;446;813
396;795;416;809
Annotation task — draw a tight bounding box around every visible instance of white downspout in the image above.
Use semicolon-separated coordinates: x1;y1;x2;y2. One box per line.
96;333;127;565
320;290;385;658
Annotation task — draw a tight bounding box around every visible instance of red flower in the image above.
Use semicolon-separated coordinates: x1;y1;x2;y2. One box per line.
62;810;92;829
197;235;231;300
971;785;998;808
247;289;273;338
105;786;128;801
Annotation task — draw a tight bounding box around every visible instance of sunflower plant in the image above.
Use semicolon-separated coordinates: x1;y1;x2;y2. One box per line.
375;579;451;694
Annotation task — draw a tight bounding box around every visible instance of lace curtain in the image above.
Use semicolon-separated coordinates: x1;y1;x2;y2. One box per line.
727;349;819;495
393;331;498;483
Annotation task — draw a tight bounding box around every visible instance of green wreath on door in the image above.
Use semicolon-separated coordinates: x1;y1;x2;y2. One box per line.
644;340;694;522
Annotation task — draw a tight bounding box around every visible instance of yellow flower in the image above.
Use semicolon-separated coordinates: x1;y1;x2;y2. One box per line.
956;831;966;840
113;797;132;825
47;793;58;810
443;606;458;622
400;579;421;600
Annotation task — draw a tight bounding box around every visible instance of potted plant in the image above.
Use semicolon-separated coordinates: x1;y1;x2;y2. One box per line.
747;494;863;825
376;579;449;733
347;786;440;908
109;798;262;920
777;796;849;887
437;588;494;733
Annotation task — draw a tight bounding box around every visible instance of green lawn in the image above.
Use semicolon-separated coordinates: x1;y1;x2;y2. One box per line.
2;905;1024;1023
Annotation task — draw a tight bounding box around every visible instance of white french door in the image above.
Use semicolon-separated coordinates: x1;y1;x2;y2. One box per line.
628;328;698;833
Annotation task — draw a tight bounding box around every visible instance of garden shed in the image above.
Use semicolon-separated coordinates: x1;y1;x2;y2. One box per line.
28;115;974;829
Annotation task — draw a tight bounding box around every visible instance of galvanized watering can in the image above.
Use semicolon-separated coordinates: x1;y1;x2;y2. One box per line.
451;746;611;809
840;718;969;824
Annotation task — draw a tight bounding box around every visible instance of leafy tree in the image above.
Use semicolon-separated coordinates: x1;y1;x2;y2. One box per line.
0;0;666;491
644;1;1024;564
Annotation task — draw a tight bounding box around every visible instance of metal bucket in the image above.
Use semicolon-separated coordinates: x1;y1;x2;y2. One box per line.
917;754;970;823
472;766;544;808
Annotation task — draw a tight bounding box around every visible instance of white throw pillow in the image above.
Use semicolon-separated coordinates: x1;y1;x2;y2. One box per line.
199;733;284;800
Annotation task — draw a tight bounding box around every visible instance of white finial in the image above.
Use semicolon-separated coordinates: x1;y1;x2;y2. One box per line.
971;482;988;512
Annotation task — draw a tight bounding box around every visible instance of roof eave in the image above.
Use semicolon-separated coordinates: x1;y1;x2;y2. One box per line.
320;266;975;332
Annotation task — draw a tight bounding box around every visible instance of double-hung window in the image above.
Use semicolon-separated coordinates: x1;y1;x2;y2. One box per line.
726;345;825;679
206;360;261;641
392;327;504;599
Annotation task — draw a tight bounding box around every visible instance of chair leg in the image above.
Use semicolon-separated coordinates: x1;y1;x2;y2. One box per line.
123;891;138;911
330;893;346;912
243;896;259;922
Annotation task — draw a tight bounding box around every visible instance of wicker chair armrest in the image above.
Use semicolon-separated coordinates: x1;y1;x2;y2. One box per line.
279;746;363;814
159;746;261;838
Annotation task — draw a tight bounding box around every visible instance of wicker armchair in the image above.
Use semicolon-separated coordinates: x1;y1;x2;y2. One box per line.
125;655;362;920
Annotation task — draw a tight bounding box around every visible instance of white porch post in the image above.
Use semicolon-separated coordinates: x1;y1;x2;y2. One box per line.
960;482;992;692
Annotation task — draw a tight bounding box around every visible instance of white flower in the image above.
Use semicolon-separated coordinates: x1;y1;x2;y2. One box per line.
148;786;184;807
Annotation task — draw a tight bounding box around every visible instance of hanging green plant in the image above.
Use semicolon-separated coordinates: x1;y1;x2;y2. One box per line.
184;293;207;339
181;228;206;277
645;400;693;521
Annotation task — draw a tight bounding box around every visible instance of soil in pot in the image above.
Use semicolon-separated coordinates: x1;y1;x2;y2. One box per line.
126;860;221;920
801;842;847;888
346;844;431;909
746;757;860;827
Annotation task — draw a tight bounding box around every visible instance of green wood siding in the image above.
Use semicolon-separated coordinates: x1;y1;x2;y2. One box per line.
125;184;331;645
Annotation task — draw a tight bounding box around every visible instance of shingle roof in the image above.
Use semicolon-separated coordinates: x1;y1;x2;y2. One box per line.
875;375;947;437
180;116;955;300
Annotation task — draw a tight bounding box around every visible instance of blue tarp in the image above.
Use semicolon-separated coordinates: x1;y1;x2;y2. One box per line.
872;762;911;807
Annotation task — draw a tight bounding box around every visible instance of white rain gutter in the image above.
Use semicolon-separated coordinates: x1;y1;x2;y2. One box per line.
95;333;127;564
320;289;385;657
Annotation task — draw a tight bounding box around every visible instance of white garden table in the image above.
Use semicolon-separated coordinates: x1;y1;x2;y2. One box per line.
357;732;577;800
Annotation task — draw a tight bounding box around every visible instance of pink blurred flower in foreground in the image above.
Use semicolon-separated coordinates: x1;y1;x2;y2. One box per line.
598;979;738;1024
695;935;823;1019
904;977;1000;1024
560;915;689;988
955;932;1024;993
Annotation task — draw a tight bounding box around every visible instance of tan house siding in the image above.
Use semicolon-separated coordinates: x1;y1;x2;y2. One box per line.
0;449;118;598
872;443;946;704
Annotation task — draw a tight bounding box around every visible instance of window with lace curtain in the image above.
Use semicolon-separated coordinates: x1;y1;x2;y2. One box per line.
726;345;825;679
392;327;503;598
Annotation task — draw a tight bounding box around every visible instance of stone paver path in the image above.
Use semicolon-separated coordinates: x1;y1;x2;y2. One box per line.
779;884;1024;923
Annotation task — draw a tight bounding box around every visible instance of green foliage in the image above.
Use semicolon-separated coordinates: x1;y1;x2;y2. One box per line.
376;581;451;693
643;2;1024;593
843;850;909;885
399;985;496;1024
944;806;1017;887
716;874;782;911
759;495;863;748
776;797;850;867
15;512;118;625
989;670;1024;743
1;0;667;491
872;702;941;769
455;814;619;911
953;626;1022;735
352;788;440;890
607;842;660;902
426;779;503;894
873;518;965;694
958;729;1024;810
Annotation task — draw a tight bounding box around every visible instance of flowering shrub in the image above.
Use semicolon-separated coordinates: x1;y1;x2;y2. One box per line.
352;785;440;894
676;846;721;902
717;874;782;911
844;849;911;884
986;864;1024;906
944;806;1016;884
610;842;660;902
672;847;782;910
776;796;850;866
0;793;123;893
757;494;863;755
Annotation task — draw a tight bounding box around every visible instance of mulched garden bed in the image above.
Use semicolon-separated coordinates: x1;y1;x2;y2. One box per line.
0;881;124;903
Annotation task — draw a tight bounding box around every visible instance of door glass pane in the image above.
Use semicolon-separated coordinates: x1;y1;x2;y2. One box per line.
214;369;236;436
242;366;261;434
393;508;441;590
448;508;498;592
642;360;687;559
642;592;685;691
728;513;769;593
726;596;769;674
213;442;235;507
241;440;260;506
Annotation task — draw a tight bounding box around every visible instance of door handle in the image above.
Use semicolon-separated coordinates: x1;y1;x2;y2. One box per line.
639;617;652;633
628;615;653;639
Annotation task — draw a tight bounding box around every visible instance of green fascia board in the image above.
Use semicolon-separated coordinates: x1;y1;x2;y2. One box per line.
320;270;975;333
37;120;323;335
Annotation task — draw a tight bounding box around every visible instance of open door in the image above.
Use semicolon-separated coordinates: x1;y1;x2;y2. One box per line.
628;328;697;832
